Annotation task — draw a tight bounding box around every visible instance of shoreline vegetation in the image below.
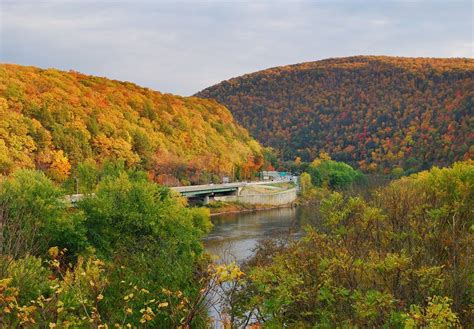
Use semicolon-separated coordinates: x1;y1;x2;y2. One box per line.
2;142;471;327
212;161;474;327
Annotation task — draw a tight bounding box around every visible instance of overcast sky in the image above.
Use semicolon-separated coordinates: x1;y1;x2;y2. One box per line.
1;0;473;95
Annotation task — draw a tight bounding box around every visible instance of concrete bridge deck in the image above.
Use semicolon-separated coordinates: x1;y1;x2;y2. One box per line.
171;182;244;197
170;180;292;197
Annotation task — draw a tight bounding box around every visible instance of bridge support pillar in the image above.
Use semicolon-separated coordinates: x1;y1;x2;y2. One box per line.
203;195;210;205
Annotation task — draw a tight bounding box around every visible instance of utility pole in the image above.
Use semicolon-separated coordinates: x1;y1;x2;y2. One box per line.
75;176;79;195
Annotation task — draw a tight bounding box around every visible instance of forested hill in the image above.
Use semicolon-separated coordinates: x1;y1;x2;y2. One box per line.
196;56;474;173
0;64;263;183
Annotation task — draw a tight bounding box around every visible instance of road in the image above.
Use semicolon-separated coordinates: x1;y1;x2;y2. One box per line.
170;179;294;196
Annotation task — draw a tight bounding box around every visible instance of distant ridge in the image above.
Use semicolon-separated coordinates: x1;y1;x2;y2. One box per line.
196;56;474;173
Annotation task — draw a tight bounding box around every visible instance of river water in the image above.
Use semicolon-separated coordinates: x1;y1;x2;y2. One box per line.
204;205;320;263
203;205;320;325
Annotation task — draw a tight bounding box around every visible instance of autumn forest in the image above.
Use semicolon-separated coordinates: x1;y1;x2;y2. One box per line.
0;64;264;186
197;56;473;174
1;55;473;328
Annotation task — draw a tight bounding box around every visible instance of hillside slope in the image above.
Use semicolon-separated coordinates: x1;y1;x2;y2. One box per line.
196;56;473;173
0;64;263;183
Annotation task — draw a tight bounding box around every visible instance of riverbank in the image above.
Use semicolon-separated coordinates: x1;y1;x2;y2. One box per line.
212;184;298;207
206;201;297;216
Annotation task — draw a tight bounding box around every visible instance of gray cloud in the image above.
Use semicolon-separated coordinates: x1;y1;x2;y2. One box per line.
1;0;472;95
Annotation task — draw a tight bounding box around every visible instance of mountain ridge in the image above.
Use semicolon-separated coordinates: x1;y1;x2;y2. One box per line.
196;55;474;173
0;63;264;183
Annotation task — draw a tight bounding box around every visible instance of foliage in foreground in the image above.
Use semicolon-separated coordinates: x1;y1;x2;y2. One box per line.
0;250;245;328
1;161;472;327
226;161;473;327
0;168;216;327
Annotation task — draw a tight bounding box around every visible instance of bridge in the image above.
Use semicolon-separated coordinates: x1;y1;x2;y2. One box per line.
66;179;297;206
170;181;285;203
171;182;245;198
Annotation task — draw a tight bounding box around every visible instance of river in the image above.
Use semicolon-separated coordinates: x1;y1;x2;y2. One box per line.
204;205;320;263
203;205;320;325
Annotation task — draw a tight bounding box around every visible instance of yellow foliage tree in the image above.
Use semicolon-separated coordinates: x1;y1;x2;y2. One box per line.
47;150;71;182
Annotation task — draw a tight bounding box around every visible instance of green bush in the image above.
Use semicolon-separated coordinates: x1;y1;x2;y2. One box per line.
78;170;211;325
0;167;213;327
0;169;88;258
6;255;52;305
306;158;364;189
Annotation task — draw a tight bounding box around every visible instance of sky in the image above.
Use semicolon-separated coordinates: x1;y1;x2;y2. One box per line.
1;0;473;96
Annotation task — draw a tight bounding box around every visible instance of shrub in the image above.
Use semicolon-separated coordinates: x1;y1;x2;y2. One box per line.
0;169;88;258
306;157;364;190
229;161;473;327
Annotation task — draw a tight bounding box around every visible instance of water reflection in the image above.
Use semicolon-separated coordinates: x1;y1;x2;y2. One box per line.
204;205;320;265
203;205;320;326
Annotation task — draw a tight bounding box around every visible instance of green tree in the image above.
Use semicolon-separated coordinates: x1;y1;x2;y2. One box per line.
299;172;313;196
0;169;87;259
78;170;212;325
306;158;364;189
